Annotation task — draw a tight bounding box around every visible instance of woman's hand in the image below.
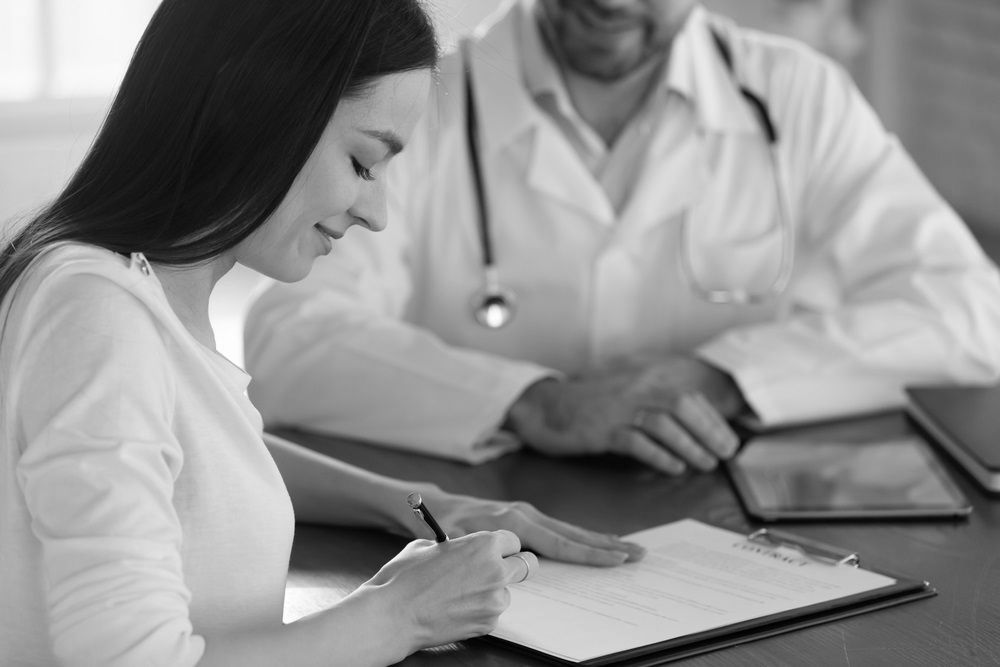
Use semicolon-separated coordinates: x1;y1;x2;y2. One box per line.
360;530;537;654
427;493;645;566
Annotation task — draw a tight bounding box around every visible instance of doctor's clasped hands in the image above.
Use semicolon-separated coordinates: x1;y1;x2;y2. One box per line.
505;356;744;475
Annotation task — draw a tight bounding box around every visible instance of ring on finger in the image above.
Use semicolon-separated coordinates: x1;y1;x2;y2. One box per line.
510;552;532;584
631;408;651;429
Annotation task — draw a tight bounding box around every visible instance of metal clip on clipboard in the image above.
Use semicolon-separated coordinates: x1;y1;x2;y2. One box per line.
747;528;861;567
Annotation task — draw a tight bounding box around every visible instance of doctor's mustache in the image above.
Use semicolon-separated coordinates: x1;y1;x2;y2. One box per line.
552;0;650;24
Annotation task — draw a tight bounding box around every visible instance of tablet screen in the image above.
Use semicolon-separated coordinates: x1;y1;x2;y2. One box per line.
727;435;971;520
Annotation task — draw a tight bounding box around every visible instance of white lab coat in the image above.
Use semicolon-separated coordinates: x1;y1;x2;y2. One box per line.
245;1;1000;462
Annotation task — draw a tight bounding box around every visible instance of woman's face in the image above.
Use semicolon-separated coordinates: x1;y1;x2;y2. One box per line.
235;69;431;282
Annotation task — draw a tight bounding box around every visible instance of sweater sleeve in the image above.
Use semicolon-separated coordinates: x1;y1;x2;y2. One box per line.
10;269;205;667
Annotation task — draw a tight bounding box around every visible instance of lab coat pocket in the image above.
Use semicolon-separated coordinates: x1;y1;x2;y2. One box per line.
684;214;787;295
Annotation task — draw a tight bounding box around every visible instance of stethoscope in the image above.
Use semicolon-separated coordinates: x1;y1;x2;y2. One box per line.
462;28;795;330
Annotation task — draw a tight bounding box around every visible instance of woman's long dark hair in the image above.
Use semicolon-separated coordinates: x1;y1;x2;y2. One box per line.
0;0;437;304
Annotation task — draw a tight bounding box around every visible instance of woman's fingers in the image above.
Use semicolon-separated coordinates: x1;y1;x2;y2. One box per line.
443;498;645;564
503;551;538;584
489;528;524;557
503;503;645;564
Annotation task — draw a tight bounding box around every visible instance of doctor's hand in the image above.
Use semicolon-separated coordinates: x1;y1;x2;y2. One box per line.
504;356;745;475
420;490;645;566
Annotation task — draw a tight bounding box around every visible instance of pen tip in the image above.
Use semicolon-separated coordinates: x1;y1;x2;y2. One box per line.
406;492;423;509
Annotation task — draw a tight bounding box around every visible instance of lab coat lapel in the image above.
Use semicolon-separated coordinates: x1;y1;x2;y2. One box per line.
470;4;537;160
526;125;616;226
618;7;758;242
470;1;616;227
618;128;711;242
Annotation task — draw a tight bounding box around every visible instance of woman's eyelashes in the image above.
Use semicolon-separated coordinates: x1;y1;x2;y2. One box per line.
351;157;375;182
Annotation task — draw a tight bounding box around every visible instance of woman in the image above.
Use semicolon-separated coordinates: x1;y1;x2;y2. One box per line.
0;1;641;664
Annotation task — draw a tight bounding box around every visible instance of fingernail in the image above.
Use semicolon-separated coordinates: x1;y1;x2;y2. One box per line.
625;545;647;562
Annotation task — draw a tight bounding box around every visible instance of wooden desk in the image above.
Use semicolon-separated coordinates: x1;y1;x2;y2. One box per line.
280;413;1000;666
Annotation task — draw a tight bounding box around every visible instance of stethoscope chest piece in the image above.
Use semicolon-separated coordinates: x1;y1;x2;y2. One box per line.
471;278;516;329
462;38;519;330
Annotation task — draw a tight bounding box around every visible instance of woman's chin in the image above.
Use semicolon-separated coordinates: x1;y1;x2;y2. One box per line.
257;260;314;284
282;264;314;283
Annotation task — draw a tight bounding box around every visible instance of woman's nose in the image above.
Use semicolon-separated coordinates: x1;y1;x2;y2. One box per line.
351;181;387;232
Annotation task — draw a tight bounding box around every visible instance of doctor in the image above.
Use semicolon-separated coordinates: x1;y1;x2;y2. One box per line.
245;0;1000;472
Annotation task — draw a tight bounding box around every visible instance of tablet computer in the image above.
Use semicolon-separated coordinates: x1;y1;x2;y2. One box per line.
727;434;972;521
906;384;1000;493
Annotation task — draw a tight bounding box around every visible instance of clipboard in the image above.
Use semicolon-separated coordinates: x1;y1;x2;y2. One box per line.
484;520;934;666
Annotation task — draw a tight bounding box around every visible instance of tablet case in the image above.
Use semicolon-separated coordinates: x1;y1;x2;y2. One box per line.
906;384;1000;492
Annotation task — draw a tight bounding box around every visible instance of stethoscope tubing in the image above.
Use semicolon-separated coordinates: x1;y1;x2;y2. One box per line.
462;39;497;271
462;26;795;325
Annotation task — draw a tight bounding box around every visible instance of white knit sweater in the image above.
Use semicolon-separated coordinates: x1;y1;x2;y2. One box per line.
0;243;294;666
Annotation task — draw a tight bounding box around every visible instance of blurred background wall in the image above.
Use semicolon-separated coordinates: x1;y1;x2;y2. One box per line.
2;0;998;363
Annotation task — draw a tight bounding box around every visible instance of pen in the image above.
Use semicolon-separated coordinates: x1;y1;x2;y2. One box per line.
407;492;449;543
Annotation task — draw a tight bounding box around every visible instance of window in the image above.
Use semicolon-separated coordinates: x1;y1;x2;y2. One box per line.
0;0;161;102
865;0;1000;232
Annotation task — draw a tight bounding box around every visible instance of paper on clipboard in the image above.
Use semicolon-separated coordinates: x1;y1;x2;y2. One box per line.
490;519;898;664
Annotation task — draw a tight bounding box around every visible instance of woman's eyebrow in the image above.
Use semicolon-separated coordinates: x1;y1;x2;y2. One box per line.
362;129;404;156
